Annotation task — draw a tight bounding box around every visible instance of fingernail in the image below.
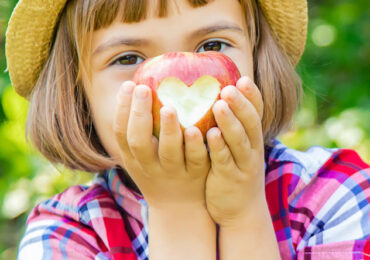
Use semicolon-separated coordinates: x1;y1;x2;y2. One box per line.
228;87;238;99
237;76;252;90
213;100;228;115
210;127;221;138
185;126;198;137
135;86;148;99
123;83;134;95
160;106;174;118
220;86;235;100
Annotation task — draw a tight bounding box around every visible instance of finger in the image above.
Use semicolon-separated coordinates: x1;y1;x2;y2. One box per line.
113;81;136;158
236;76;264;119
220;85;263;151
206;127;239;177
127;85;159;169
184;126;210;175
212;100;251;170
158;106;185;170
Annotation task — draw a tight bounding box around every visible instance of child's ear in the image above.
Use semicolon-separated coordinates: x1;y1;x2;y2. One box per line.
236;76;264;119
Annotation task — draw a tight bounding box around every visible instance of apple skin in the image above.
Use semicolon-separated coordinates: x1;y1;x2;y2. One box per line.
132;51;241;140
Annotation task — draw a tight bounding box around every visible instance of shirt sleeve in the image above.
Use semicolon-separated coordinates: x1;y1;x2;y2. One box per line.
18;213;111;260
17;186;113;260
17;183;139;260
292;149;370;259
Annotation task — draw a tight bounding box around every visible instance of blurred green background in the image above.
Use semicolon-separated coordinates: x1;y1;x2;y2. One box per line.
0;0;369;258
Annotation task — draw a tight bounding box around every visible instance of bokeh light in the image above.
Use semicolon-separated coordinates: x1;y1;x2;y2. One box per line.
312;24;337;47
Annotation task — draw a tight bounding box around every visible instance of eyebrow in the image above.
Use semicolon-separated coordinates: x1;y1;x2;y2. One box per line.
93;38;151;56
189;23;244;39
92;22;244;56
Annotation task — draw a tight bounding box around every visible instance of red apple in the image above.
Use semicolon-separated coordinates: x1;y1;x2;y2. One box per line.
132;51;241;140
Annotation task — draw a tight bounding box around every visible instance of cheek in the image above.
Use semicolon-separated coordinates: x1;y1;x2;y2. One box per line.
86;76;123;163
225;48;254;81
91;94;120;159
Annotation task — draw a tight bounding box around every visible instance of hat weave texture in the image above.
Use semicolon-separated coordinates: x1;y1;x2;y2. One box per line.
259;0;308;65
6;0;67;98
5;0;307;98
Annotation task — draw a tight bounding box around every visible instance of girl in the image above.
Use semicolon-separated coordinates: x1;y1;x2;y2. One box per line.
6;0;369;259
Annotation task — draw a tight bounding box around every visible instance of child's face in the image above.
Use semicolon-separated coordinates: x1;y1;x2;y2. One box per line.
83;0;254;165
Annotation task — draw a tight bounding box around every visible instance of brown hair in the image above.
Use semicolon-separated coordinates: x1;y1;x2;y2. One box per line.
26;0;301;172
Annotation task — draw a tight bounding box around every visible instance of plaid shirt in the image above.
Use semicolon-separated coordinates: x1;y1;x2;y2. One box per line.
18;139;370;259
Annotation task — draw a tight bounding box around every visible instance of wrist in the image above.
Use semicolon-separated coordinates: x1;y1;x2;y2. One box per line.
219;196;270;230
148;201;216;260
149;201;211;220
218;198;281;260
149;199;208;212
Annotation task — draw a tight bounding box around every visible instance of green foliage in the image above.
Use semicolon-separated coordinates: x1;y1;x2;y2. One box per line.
282;0;370;161
0;0;369;258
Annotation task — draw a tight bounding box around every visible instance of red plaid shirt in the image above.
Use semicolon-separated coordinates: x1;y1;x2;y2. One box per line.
18;140;370;259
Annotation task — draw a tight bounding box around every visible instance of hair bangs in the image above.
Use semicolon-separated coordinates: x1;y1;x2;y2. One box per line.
88;0;213;31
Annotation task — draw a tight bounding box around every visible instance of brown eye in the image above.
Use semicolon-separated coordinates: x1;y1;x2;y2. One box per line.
204;41;222;51
197;40;230;53
113;54;144;66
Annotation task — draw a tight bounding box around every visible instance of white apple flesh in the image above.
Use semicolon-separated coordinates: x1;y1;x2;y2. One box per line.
157;75;221;128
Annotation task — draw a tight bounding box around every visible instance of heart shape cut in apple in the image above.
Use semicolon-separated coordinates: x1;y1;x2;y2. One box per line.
158;75;221;130
132;51;241;140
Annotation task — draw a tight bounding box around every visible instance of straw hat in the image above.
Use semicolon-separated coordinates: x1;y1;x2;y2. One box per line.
5;0;308;99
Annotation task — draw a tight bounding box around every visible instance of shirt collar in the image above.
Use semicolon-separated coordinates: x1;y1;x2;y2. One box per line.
104;167;148;225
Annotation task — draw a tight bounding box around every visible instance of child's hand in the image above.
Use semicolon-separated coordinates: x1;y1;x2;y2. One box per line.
113;81;210;211
205;76;266;227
